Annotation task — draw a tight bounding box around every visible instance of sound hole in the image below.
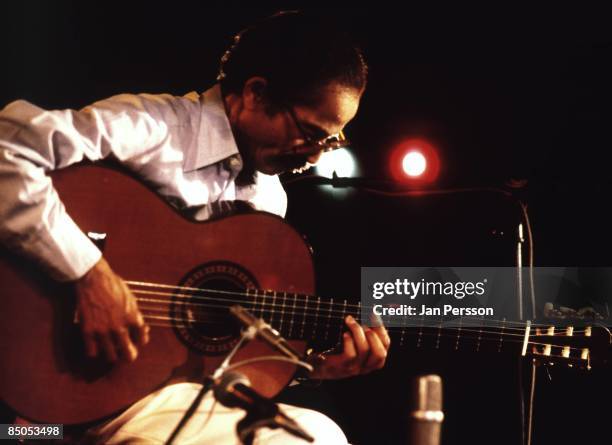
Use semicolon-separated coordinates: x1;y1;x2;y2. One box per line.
171;262;259;355
184;277;242;339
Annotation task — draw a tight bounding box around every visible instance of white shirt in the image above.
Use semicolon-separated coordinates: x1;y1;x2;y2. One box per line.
0;84;287;281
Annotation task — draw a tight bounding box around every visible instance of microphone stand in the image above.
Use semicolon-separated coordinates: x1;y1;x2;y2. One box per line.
164;315;258;445
165;306;313;445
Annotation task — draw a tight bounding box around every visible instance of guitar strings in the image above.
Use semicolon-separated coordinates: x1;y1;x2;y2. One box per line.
128;280;361;309
129;281;567;329
139;308;534;336
132;287;544;330
140;318;589;355
136;317;590;354
137;304;593;339
127;281;592;335
141;313;587;345
131;280;540;325
134;292;592;335
137;297;538;333
137;308;592;344
139;314;594;358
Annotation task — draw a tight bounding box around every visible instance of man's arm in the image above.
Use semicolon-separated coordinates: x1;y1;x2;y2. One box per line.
0;95;183;361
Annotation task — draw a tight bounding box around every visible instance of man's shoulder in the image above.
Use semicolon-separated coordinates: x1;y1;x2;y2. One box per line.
83;91;207;132
92;91;203;112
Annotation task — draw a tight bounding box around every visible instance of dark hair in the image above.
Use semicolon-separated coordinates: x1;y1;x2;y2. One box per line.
218;11;368;107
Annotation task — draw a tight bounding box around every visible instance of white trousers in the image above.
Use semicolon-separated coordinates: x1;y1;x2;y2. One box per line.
85;383;348;445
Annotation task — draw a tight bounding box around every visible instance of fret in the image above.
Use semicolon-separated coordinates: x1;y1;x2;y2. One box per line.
455;316;463;350
244;287;252;314
338;300;347;345
476;325;483;352
435;317;442;349
498;318;506;353
324;298;334;341
247;288;255;319
248;288;257;319
279;292;286;334
257;289;264;319
251;289;259;320
399;308;407;347
270;291;277;327
288;293;297;338
312;297;321;340
416;314;425;348
300;295;308;339
263;289;271;322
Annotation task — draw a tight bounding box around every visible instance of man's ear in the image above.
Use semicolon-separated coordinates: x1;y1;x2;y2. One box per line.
242;77;268;111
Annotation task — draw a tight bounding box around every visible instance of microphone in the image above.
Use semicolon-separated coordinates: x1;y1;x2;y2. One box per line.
213;371;253;409
214;371;314;443
409;375;444;445
229;305;303;362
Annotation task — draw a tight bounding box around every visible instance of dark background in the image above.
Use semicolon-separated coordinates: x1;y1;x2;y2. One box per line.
2;3;611;444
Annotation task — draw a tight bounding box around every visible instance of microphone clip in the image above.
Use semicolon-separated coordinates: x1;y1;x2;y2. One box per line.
236;395;314;445
214;372;314;445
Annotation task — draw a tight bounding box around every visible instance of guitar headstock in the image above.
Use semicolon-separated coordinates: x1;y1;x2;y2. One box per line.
526;303;612;370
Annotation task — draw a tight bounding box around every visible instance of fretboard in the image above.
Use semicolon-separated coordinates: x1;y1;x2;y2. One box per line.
245;290;528;357
245;289;360;350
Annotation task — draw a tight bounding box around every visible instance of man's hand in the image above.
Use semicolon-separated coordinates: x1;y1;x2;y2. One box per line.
309;315;390;380
74;257;150;362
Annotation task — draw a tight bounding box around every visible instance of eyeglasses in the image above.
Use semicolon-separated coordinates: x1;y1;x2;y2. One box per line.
286;107;350;153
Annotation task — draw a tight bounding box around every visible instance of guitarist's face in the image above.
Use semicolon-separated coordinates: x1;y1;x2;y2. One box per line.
230;78;362;175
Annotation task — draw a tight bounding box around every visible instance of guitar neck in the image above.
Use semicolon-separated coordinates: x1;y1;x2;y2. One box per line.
247;290;598;369
247;290;528;357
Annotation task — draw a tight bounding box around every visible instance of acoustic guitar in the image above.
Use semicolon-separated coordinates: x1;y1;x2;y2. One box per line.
1;165;608;426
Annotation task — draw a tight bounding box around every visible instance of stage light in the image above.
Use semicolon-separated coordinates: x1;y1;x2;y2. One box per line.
389;138;440;184
402;151;427;177
315;148;356;178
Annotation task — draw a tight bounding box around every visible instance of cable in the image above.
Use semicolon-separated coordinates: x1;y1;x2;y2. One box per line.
527;361;537;445
234;355;313;374
518;201;537;319
518;357;526;445
518;201;537;445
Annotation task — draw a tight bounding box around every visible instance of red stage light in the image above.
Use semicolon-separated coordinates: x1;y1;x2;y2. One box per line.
402;151;427;177
389;138;440;185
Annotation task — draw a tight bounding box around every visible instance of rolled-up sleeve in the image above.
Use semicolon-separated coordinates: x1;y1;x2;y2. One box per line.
0;95;173;281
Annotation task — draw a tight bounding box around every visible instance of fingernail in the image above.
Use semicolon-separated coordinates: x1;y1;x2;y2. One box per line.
346;315;356;324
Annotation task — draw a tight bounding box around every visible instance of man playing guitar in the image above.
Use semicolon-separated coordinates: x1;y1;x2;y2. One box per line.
0;11;390;444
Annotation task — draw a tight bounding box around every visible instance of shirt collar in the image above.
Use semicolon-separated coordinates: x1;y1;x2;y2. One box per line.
183;83;240;173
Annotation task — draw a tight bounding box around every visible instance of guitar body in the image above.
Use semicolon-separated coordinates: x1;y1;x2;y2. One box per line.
0;165;313;424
